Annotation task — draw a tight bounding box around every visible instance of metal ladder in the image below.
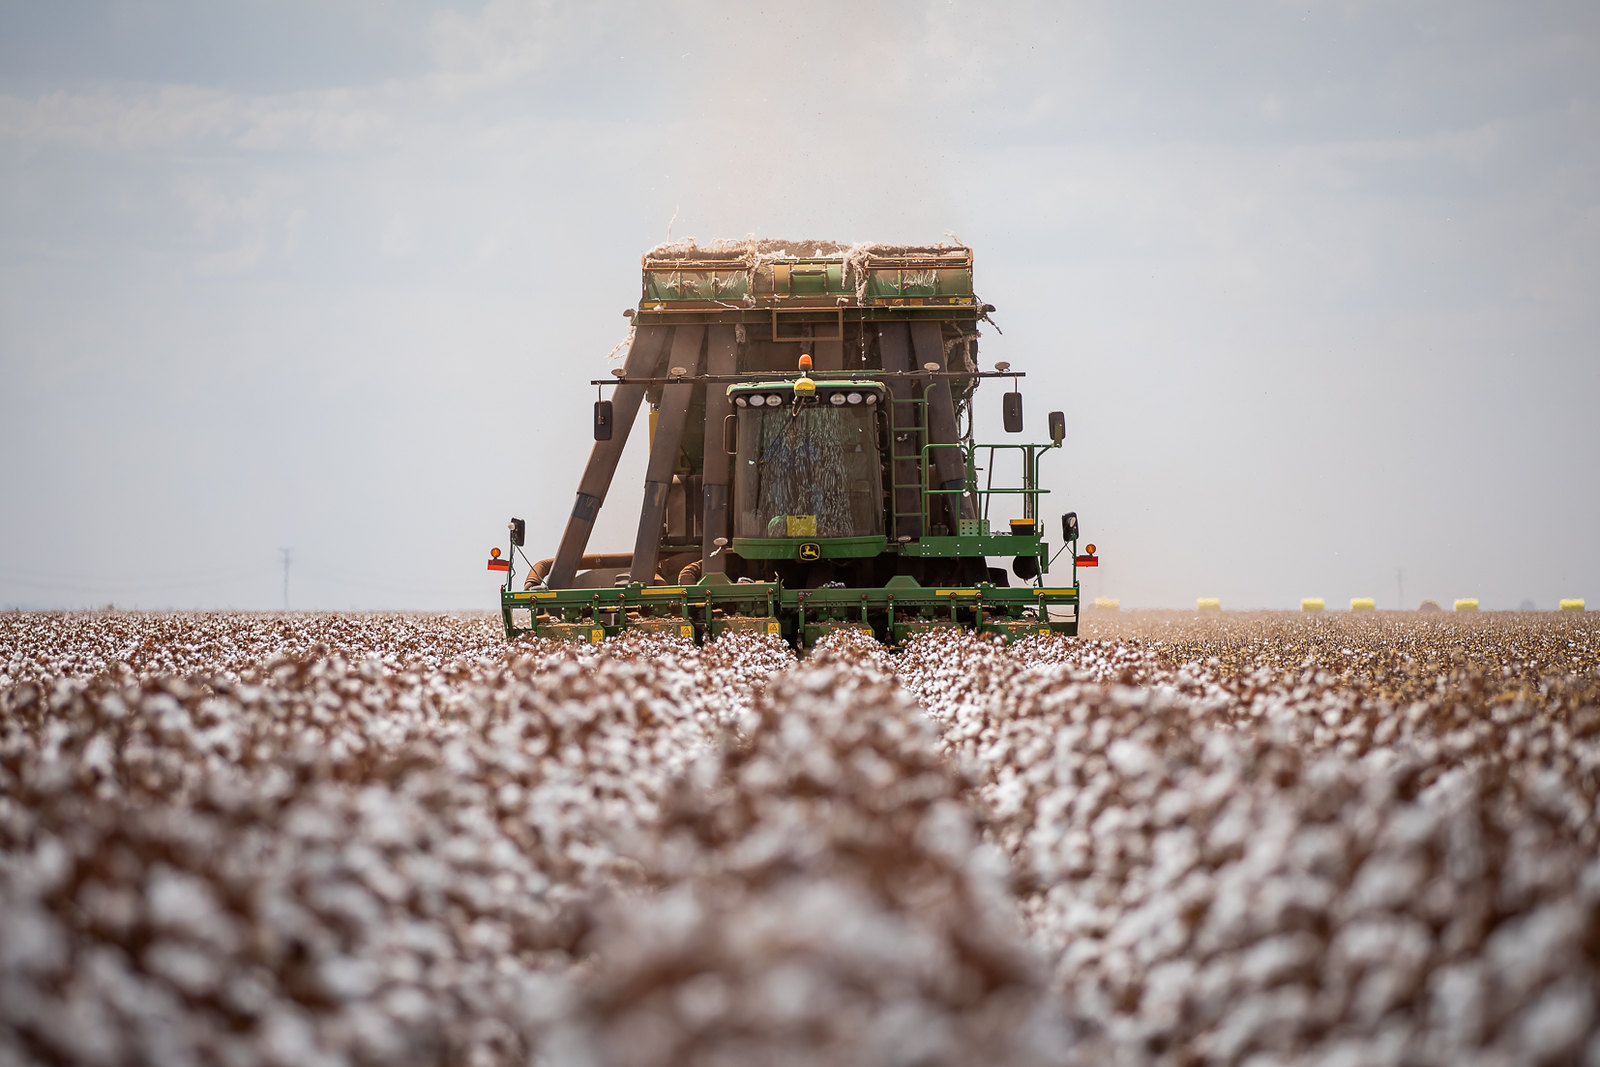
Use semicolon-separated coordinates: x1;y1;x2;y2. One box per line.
886;392;930;540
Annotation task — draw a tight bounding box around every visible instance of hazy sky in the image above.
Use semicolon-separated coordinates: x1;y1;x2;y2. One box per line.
2;0;1596;611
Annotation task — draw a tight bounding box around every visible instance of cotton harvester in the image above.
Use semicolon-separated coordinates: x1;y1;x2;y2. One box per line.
488;240;1097;648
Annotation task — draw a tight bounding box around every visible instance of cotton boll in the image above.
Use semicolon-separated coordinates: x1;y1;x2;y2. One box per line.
3;609;1599;1065
0;901;69;976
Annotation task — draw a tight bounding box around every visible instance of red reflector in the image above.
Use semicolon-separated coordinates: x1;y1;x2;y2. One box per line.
1075;556;1098;567
487;559;510;571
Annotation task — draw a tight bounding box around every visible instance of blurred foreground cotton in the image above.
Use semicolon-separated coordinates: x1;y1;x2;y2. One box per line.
2;611;1598;1064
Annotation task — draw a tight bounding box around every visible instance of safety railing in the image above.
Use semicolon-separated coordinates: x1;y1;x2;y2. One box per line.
921;441;1052;528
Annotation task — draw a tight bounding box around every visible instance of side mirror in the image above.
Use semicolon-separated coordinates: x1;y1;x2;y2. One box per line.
723;414;738;456
508;517;525;547
593;400;614;441
1048;410;1065;445
1003;391;1024;433
1061;511;1078;544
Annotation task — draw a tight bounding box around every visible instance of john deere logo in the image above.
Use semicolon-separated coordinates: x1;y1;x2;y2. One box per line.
798;542;822;561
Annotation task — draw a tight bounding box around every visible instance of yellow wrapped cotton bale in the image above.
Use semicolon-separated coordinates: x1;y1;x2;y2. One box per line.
1093;597;1120;610
1197;597;1221;611
1560;599;1585;612
1455;598;1479;611
1350;598;1376;612
1301;598;1325;612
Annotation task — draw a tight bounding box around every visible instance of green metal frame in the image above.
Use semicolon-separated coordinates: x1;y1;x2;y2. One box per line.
499;395;1082;648
635;250;980;329
731;536;888;560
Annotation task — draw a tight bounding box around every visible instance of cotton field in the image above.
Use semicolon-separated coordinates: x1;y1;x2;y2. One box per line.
2;611;1598;1066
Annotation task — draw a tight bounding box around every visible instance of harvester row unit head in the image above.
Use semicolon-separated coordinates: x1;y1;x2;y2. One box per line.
492;240;1092;649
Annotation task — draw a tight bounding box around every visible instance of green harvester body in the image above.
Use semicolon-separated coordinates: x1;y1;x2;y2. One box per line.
496;241;1085;649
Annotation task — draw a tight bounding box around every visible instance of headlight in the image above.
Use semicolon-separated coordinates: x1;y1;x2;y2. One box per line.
764;394;783;407
735;395;748;407
864;393;878;404
828;393;846;405
846;391;863;405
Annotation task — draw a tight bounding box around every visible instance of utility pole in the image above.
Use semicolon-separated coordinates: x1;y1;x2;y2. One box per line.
280;548;293;611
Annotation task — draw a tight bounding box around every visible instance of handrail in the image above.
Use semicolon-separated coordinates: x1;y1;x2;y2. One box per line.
920;441;1051;525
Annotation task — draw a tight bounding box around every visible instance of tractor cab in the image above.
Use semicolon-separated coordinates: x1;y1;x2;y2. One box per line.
729;379;886;541
725;369;890;587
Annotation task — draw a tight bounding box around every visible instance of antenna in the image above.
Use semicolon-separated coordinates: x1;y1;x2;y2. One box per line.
280;548;293;611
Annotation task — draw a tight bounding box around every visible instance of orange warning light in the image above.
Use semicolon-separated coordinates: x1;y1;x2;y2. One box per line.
490;547;501;559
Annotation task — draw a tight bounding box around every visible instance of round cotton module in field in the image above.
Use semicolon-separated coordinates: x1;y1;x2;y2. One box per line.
2;609;1598;1065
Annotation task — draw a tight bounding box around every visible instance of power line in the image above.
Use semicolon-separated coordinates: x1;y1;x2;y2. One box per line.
280;547;293;611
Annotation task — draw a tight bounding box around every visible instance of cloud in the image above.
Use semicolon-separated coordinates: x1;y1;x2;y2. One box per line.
0;83;409;155
175;175;301;276
0;85;232;153
0;1;578;158
2;0;1596;610
424;0;580;95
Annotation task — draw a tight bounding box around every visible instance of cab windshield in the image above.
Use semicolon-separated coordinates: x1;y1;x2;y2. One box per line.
734;402;883;539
